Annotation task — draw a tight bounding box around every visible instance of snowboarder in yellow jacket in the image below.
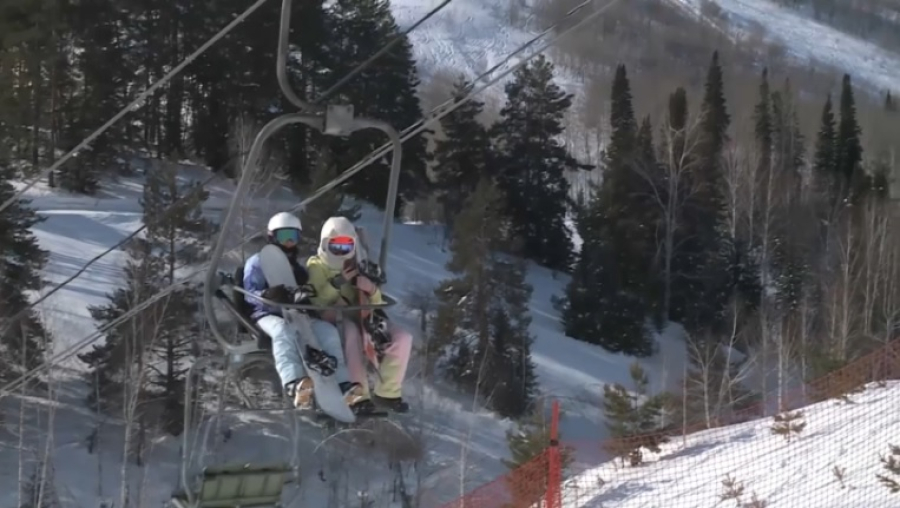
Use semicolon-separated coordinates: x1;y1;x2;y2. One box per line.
306;216;412;413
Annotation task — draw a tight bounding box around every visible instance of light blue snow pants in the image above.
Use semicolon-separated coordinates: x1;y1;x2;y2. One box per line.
256;314;349;387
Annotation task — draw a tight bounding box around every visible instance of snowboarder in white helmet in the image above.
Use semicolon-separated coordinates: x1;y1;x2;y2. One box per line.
242;212;364;409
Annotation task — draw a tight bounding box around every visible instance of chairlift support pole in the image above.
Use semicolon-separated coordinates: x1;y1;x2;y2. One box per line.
180;0;405;505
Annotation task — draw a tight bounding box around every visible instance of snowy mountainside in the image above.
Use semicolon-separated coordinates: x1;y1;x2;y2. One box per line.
672;0;900;94
8;163;686;507
392;0;900;94
560;381;900;508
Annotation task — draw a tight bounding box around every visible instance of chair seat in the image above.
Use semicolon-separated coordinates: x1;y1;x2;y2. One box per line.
173;462;292;508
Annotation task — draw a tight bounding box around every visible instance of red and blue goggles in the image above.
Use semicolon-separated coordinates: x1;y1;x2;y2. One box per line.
272;228;301;245
327;236;355;255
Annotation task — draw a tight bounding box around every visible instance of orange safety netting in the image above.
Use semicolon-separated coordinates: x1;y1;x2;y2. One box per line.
439;338;900;508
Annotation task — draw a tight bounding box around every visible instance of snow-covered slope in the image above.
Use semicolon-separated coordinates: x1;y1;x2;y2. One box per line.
6;163;685;507
392;0;900;94
562;381;900;507
672;0;900;93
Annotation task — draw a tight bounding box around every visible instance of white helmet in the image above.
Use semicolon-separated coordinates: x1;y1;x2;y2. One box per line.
267;212;302;232
267;212;302;250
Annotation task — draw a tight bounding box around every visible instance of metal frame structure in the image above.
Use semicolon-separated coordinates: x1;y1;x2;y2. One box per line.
173;0;405;506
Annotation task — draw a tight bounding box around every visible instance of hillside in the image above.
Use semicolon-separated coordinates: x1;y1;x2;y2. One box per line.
3;163;685;507
1;0;899;505
391;0;900;94
559;381;900;507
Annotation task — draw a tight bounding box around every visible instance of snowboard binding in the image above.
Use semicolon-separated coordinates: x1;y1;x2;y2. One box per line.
304;345;337;376
362;310;390;361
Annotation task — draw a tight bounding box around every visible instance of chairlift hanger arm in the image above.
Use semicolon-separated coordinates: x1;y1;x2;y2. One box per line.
277;0;323;113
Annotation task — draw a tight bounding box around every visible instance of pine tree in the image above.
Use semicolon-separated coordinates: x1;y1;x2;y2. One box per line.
431;76;493;237
886;91;897;113
602;362;669;466
432;179;537;418
491;54;587;271
0;165;51;378
325;0;430;214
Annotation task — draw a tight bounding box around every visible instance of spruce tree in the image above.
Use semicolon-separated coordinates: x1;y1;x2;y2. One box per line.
432;178;537;418
503;404;572;471
66;0;133;191
770;80;806;182
491;54;587;271
769;80;807;275
679;51;732;332
0;164;51;378
79;239;166;413
812;93;838;201
835;74;864;201
753;68;773;181
876;444;900;493
140;161;215;435
602;362;669;466
432;76;493;237
563;64;654;356
503;403;575;507
19;460;61;508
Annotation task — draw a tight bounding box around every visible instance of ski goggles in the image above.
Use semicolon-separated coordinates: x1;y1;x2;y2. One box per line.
327;236;355;255
272;228;301;245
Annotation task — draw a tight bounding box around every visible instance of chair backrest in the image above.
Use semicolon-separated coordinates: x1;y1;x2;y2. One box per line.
233;263;272;351
233;264;254;319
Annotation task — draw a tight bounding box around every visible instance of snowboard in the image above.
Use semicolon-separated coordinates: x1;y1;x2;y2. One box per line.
353;227;384;370
258;244;357;424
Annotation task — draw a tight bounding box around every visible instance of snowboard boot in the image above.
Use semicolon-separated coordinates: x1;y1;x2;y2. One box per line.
287;377;314;409
349;399;379;416
372;394;409;413
339;381;367;407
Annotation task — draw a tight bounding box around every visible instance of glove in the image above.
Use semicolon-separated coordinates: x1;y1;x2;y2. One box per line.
358;260;385;284
262;284;290;303
292;284;317;303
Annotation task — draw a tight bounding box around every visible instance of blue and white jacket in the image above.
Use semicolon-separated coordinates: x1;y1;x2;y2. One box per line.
243;251;309;320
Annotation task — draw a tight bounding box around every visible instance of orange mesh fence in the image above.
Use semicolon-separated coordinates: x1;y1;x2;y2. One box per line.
440;337;900;508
